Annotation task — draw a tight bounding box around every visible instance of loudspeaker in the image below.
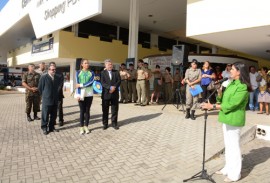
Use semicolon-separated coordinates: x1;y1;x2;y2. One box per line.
172;45;189;66
76;58;82;70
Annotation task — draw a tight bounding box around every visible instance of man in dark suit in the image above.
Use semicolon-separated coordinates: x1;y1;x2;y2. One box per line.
49;62;64;126
100;59;121;130
38;63;61;135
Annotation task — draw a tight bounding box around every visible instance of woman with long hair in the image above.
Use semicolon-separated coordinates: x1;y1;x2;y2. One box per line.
201;62;251;182
75;59;95;135
257;67;270;115
201;61;216;102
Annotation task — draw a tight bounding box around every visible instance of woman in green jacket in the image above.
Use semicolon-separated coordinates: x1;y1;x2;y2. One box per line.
201;62;251;182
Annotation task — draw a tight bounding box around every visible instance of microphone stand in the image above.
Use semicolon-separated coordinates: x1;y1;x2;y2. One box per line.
183;87;218;183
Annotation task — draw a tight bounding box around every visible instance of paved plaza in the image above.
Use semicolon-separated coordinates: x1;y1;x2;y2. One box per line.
0;92;270;183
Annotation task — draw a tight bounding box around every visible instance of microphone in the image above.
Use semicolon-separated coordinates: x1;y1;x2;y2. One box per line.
214;77;228;85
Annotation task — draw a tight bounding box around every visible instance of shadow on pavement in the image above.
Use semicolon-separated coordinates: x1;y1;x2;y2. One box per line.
63;105;78;109
59;114;104;131
119;113;163;126
196;111;219;118
241;147;270;179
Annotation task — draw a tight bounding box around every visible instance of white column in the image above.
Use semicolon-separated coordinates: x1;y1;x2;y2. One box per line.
212;46;218;54
70;61;76;93
72;24;79;37
128;0;139;68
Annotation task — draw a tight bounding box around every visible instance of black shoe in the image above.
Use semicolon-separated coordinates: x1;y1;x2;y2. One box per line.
103;125;108;130
42;129;48;135
49;128;59;132
59;121;64;127
27;116;34;122
140;104;146;106
190;110;196;120
185;109;190;119
112;126;119;130
34;116;41;120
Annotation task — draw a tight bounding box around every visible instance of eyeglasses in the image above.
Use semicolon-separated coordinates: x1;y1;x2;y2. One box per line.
50;69;56;71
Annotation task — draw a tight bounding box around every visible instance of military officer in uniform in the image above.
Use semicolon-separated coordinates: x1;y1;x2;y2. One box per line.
135;59;148;106
163;67;174;103
144;62;152;105
183;59;202;120
22;63;41;122
119;63;130;103
127;63;137;103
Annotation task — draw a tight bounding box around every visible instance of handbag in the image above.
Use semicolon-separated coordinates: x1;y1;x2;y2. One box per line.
207;80;220;91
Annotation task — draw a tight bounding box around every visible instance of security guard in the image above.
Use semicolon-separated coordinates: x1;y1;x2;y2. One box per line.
127;64;137;103
135;59;148;106
183;59;202;120
144;62;152;105
119;63;130;103
163;67;174;103
22;63;41;122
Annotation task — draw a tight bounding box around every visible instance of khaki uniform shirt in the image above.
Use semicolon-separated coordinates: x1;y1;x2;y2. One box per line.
146;68;152;81
120;69;130;80
137;66;147;80
22;71;40;96
128;69;137;81
173;73;181;82
184;68;201;83
164;73;173;83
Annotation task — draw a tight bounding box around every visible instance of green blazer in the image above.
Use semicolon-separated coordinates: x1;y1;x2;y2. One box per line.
216;79;249;127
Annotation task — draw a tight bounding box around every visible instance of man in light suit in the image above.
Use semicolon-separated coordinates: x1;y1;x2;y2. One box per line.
100;59;121;130
38;63;61;135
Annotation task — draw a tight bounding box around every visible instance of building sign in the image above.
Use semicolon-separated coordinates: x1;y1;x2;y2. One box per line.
29;0;102;38
32;37;54;54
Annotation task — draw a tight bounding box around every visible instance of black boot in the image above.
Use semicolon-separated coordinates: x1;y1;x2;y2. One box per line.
190;110;196;120
34;112;41;120
27;114;34;122
185;109;190;119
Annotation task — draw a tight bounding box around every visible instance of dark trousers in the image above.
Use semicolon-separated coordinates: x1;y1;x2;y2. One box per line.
102;97;119;126
41;104;57;130
58;99;64;122
78;96;93;127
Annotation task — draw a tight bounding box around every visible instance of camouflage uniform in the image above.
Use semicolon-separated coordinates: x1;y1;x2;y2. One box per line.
22;71;41;114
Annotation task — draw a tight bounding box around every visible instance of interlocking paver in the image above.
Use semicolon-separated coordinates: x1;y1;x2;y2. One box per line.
0;92;270;183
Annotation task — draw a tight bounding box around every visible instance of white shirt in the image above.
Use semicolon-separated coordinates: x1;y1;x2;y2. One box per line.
249;72;259;90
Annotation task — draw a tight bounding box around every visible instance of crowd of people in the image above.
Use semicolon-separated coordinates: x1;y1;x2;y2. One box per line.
21;58;270;136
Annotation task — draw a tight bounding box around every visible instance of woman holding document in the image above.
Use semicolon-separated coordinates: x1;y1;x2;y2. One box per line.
75;59;95;135
183;59;202;120
201;62;251;182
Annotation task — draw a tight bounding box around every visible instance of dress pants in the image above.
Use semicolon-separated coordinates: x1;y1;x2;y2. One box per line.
102;97;119;126
41;104;57;131
220;124;242;181
58;99;64;122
